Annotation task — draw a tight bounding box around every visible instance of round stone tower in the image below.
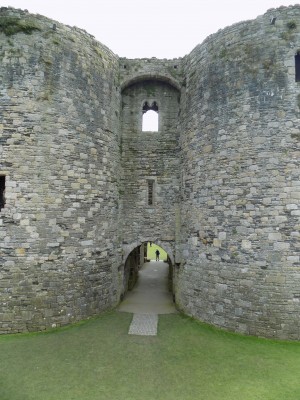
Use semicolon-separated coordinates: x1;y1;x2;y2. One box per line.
177;5;300;340
0;5;299;339
0;7;122;332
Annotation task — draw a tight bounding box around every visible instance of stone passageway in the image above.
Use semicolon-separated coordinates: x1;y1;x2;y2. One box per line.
118;260;176;335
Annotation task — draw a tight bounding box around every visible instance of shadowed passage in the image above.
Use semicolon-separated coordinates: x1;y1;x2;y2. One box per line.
118;260;177;315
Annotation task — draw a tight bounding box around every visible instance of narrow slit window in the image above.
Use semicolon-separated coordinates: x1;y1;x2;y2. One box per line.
0;176;6;211
295;52;300;82
142;101;159;132
147;180;154;206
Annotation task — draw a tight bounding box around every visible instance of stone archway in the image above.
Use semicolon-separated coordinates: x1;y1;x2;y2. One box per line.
121;239;175;302
119;240;176;314
120;73;181;93
123;238;175;266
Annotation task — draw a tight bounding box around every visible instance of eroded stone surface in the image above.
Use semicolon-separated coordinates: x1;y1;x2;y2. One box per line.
0;5;299;339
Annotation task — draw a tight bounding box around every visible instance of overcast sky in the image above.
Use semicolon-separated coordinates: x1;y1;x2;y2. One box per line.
3;0;297;58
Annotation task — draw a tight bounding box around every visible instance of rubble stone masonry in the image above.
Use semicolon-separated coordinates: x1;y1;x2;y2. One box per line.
0;5;299;338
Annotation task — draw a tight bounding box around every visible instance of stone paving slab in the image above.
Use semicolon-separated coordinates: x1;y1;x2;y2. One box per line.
128;313;158;336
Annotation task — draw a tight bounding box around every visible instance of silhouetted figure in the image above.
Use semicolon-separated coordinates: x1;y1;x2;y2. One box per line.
155;249;160;261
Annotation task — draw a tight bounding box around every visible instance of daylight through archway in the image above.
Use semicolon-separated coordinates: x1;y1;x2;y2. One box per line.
118;242;176;314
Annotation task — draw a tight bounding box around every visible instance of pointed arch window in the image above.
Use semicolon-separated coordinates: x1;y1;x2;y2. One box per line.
142;101;159;132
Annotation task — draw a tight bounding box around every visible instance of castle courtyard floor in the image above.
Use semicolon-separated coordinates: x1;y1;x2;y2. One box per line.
118;260;177;335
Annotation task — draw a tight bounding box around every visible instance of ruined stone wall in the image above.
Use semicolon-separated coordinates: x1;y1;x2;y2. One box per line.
177;5;300;339
0;8;121;332
119;58;182;260
0;5;299;339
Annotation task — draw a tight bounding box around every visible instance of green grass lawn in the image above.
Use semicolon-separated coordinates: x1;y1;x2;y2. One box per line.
147;242;167;261
1;312;300;400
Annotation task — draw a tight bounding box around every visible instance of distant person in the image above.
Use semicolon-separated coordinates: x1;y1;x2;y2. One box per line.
155;249;160;261
150;241;152;247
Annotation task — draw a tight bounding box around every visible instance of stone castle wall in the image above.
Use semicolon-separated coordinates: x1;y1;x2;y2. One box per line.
119;57;182;258
177;5;300;339
0;8;122;332
0;5;299;338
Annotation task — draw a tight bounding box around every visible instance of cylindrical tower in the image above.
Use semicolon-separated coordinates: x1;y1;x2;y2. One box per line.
1;5;299;339
177;5;300;339
0;8;122;332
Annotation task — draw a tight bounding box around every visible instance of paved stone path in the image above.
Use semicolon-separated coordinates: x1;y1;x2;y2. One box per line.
118;261;177;336
128;313;158;336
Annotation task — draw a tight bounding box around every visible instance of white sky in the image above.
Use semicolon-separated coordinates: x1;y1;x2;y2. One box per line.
3;0;298;58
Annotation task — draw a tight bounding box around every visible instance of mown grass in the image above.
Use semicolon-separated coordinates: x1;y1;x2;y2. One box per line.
147;242;167;261
1;311;300;400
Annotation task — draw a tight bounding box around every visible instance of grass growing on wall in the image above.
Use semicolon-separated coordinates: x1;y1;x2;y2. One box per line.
0;16;41;36
147;242;167;261
1;311;300;400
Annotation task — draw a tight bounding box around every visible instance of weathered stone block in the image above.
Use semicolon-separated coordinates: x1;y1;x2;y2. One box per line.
0;4;299;341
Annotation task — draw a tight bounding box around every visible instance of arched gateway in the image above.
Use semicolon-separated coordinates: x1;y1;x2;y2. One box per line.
121;241;174;301
0;6;299;339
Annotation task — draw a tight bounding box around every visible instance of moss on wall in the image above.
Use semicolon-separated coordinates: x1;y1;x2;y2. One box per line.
0;16;41;36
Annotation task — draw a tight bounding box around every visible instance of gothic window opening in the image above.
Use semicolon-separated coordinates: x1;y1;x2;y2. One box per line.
147;179;155;206
295;52;300;82
142;101;159;132
0;176;6;211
